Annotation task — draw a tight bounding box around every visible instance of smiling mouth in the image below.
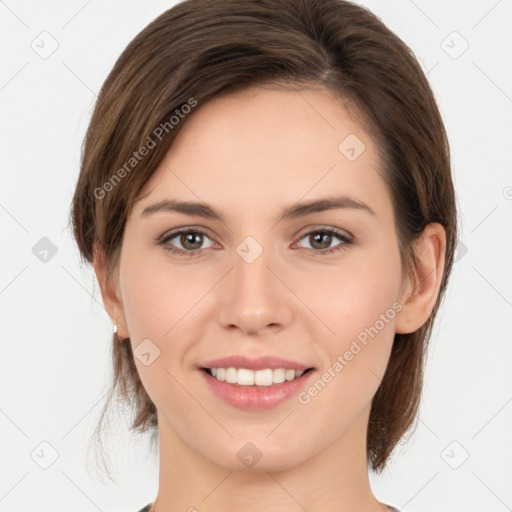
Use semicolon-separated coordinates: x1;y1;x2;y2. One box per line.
202;367;314;386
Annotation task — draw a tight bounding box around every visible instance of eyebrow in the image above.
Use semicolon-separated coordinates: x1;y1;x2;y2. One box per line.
140;195;376;222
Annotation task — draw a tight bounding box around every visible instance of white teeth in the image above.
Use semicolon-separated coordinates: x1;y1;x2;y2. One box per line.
272;368;286;384
225;367;237;384
208;367;308;386
254;369;273;386
237;368;254;385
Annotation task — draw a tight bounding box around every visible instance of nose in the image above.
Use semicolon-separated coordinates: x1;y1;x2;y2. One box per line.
217;242;294;336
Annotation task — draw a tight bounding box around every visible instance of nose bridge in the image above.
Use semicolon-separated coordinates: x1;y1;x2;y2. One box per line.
234;236;272;293
216;234;292;334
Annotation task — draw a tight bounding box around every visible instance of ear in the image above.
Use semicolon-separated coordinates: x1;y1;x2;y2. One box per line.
92;243;130;338
395;223;446;334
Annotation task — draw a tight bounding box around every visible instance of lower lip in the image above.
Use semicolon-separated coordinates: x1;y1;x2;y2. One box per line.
200;369;314;410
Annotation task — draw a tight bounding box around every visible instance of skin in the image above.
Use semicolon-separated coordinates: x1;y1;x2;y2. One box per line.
93;86;446;512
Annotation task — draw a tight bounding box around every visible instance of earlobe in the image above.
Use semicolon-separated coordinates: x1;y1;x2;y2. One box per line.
92;243;130;338
394;223;446;335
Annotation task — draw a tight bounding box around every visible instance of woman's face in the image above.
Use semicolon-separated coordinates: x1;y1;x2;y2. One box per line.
112;86;411;471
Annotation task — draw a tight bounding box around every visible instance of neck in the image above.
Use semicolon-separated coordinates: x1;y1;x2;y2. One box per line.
151;408;388;512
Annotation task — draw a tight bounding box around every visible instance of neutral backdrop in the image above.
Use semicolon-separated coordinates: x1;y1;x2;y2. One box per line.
1;1;511;511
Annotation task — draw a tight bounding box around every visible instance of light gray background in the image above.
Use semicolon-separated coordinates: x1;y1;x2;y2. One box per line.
1;1;511;511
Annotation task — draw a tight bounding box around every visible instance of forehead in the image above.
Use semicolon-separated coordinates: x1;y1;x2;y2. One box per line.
132;86;390;223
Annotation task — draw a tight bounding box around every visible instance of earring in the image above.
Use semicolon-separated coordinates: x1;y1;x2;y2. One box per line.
113;324;118;334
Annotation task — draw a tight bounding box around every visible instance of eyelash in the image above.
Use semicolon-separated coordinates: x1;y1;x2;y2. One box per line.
156;227;353;259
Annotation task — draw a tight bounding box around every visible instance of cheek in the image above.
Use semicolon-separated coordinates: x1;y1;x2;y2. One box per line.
119;248;212;341
301;249;402;341
297;245;402;392
118;253;210;408
296;268;400;430
118;251;220;396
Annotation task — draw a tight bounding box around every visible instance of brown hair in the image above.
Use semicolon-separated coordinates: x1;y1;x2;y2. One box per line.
70;0;458;476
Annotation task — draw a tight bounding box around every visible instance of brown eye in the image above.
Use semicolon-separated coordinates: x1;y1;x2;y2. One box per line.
157;228;215;257
179;232;204;250
296;228;353;256
308;231;334;250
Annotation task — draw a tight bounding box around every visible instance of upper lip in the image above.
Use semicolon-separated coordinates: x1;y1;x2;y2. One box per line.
200;355;314;371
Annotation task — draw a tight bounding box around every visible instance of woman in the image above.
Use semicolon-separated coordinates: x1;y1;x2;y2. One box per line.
70;0;458;510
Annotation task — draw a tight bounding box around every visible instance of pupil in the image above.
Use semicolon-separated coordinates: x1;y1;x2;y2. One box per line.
312;232;331;249
182;232;202;249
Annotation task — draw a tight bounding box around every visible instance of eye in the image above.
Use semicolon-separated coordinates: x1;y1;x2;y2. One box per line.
156;226;354;259
294;227;353;256
156;228;216;257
